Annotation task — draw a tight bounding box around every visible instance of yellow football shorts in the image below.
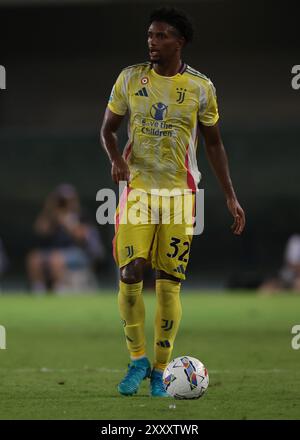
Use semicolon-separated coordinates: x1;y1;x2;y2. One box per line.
113;188;195;280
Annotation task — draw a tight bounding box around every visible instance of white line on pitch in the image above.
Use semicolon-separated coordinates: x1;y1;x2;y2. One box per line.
0;368;293;374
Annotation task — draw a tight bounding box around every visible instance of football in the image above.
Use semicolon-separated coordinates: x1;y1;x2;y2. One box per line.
163;356;209;399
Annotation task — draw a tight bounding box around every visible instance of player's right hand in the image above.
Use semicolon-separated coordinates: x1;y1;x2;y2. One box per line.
111;156;130;184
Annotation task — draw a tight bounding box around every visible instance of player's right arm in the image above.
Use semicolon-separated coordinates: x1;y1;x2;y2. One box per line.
100;70;130;184
100;108;130;183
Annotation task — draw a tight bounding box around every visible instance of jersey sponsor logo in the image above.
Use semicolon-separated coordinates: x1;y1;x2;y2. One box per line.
150;102;168;121
176;87;187;104
141;118;173;137
134;87;148;97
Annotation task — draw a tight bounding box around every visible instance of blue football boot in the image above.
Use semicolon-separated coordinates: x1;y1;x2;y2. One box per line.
150;369;169;397
118;357;151;396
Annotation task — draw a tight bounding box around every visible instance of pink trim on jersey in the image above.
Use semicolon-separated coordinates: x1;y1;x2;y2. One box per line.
185;144;197;192
112;235;117;263
123;142;132;161
115;185;132;231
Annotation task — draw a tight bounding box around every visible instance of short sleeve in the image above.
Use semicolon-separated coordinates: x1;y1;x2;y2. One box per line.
107;70;128;116
198;80;219;126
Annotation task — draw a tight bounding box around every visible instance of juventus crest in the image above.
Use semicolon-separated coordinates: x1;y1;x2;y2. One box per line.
176;87;187;104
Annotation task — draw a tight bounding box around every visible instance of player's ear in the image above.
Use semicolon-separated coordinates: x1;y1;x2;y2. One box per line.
177;36;185;50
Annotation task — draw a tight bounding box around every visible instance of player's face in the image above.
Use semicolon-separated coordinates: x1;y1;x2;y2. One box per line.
147;21;183;64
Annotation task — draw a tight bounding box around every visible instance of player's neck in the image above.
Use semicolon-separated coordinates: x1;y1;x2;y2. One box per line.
152;58;183;77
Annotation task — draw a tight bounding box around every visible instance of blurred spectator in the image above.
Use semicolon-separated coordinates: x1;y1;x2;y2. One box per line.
259;234;300;293
26;183;105;293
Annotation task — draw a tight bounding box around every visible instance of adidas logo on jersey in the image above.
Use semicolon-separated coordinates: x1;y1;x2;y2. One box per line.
135;87;148;97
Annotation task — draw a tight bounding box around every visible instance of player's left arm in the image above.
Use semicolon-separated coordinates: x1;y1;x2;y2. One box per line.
200;122;245;235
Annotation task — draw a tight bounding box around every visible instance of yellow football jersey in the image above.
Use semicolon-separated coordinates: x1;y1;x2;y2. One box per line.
108;62;219;193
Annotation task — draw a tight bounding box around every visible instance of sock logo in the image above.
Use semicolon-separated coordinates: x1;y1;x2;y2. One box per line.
161;319;174;331
125;334;134;342
156;340;171;348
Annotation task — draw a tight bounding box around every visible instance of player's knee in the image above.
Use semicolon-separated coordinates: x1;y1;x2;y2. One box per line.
120;258;145;284
121;294;137;307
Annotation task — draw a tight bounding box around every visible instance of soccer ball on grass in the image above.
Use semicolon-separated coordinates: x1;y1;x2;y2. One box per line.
163;356;209;399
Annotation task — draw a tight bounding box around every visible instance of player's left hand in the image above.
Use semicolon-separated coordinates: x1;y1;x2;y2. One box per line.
226;197;245;235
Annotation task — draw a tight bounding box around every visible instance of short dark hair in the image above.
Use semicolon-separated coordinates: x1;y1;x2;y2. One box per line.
149;7;194;44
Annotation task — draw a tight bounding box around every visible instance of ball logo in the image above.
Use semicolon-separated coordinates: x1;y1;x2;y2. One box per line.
150;102;168;121
181;357;198;390
141;76;149;85
163;373;176;390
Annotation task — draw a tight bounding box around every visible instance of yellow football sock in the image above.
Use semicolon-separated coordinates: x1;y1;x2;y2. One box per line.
153;279;182;371
118;280;146;359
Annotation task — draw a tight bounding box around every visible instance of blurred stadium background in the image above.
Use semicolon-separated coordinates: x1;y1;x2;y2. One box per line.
0;0;299;291
1;0;300;422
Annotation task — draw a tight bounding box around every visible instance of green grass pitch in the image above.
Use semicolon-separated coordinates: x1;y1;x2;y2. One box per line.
0;291;299;420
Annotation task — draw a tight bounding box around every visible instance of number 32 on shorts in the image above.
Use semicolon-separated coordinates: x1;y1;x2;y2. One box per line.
167;237;190;263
